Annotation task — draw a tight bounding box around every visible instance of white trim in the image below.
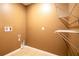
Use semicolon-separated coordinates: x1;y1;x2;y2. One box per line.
5;45;58;56
5;48;22;56
55;30;79;33
24;46;58;56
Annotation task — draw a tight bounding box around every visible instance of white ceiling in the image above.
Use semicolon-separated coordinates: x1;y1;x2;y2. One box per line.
22;3;31;6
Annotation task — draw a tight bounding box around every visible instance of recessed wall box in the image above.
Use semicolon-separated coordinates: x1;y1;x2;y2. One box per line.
4;26;12;32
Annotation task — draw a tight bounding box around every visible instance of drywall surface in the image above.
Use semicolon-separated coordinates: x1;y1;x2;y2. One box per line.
0;4;27;55
26;4;68;55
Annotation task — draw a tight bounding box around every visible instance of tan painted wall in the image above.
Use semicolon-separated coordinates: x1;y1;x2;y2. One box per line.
68;3;79;55
69;4;79;28
26;4;68;55
0;3;74;56
0;4;27;55
55;3;69;17
68;33;79;55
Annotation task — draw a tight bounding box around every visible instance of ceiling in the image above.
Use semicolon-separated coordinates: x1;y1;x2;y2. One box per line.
22;3;31;6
